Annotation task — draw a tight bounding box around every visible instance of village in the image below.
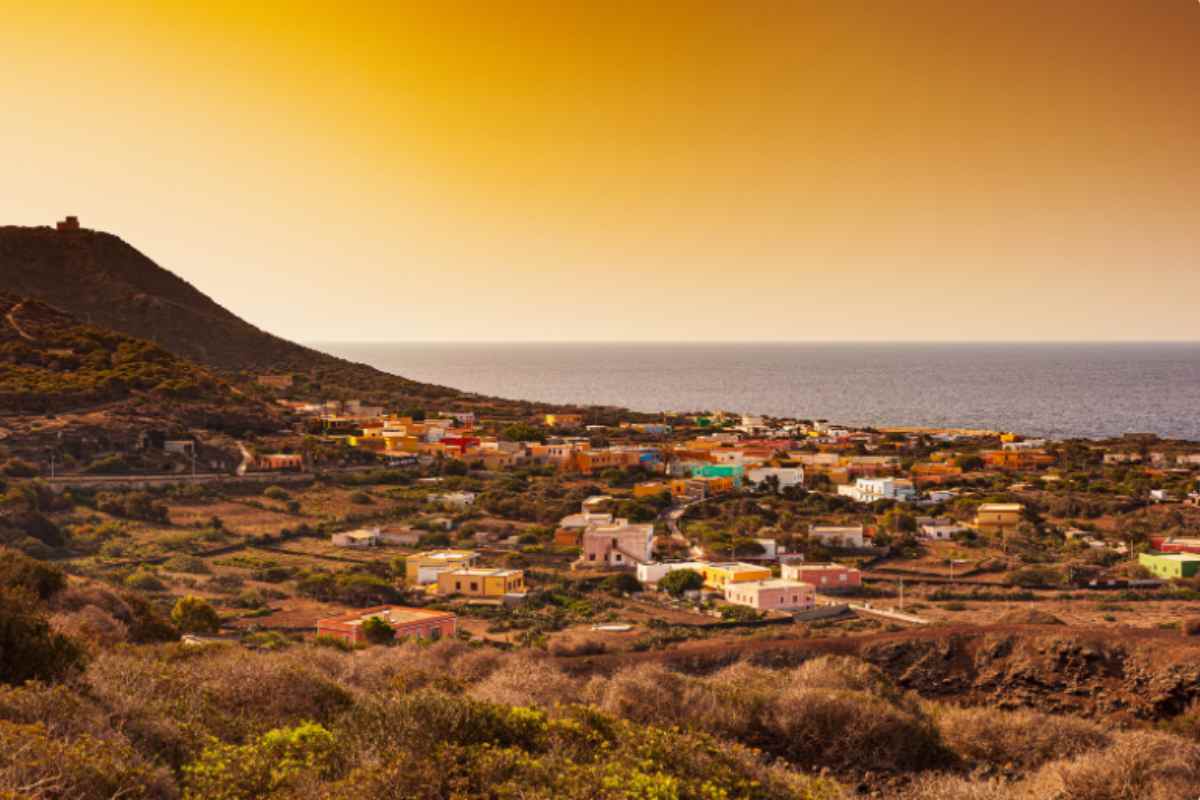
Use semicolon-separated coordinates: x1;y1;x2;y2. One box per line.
12;386;1200;657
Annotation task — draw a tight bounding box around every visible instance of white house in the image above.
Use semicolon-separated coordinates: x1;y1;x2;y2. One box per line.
636;561;708;585
917;517;965;540
331;528;380;548
837;477;917;504
747;467;805;492
808;525;865;548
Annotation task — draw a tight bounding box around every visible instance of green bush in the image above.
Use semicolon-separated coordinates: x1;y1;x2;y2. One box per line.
171;595;221;635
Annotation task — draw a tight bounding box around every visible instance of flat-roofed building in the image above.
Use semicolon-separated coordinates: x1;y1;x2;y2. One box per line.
405;550;479;585
973;503;1024;536
781;561;862;590
437;567;526;598
316;605;456;645
808;525;866;549
701;562;772;590
724;579;815;611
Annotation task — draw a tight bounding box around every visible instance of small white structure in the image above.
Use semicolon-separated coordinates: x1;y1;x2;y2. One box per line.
331;528;380;548
808;525;865;549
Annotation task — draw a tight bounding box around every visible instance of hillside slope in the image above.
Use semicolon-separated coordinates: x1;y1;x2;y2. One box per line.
0;224;457;403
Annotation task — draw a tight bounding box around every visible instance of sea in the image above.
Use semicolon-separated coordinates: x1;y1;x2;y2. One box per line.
312;342;1200;442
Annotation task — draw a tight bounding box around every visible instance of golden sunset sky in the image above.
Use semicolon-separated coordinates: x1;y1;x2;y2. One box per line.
3;1;1198;341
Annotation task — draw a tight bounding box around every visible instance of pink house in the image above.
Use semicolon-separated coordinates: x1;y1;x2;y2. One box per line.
723;579;815;611
780;562;862;591
316;605;456;645
581;520;654;568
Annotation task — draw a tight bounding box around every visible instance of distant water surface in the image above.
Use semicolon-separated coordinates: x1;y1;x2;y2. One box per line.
311;342;1200;441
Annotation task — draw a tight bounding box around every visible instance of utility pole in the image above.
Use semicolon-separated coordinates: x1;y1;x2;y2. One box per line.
898;577;904;611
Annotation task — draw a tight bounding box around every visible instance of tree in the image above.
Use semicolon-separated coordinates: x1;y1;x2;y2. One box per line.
658;568;703;597
171;595;221;635
601;573;642;595
502;423;543;443
361;615;396;645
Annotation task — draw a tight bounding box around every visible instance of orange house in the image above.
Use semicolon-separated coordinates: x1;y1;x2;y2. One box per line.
982;450;1056;470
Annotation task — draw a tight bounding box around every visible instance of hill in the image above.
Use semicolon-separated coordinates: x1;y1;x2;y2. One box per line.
0;294;285;468
0;224;459;404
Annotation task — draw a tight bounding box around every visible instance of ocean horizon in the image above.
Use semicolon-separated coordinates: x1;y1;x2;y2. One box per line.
313;341;1200;441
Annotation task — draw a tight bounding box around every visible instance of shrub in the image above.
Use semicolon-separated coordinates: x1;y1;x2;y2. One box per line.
0;719;174;800
600;573;641;595
123;569;166;592
165;555;211;575
263;486;290;501
1181;617;1200;636
0;549;66;600
171;595;220;635
659;567;704;596
183;721;336;800
0;589;86;685
935;706;1111;769
348;491;372;505
360;616;395;645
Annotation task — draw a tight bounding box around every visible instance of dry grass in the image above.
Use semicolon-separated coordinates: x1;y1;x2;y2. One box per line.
934;706;1111;769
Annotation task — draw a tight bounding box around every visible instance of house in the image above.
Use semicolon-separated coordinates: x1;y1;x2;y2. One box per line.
911;462;963;485
837;477;916;504
581;521;655;568
256;453;305;472
1149;536;1200;556
582;495;614;513
724;579;815;612
746;467;804;491
1103;452;1142;465
331;528;380;548
973;503;1024;536
981;450;1056;470
808;525;866;549
545;413;584;429
405;550;479;585
691;464;745;487
56;215;81;231
633;481;669;498
316;606;456;645
1138;552;1200;580
636;561;708;585
555;509;615;547
378;526;422;546
669;478;710;502
918;517;966;540
437;567;526;599
781;562;862;590
700;562;772;590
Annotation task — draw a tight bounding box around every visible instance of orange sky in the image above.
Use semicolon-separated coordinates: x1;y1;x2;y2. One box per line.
2;1;1198;341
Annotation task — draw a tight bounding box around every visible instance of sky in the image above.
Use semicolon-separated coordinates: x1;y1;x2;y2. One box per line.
2;0;1199;342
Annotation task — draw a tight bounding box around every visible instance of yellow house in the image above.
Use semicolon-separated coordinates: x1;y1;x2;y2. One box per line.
633;481;668;498
545;413;584;428
701;562;772;590
973;503;1024;536
437;568;525;598
405;550;479;585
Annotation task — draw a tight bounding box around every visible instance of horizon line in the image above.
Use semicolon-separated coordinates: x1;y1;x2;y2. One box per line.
306;339;1200;346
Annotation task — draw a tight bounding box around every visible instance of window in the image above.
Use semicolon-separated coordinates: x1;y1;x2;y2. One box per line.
470;582;479;592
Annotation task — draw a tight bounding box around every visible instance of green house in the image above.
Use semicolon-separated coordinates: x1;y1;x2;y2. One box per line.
1138;552;1200;580
691;464;745;487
